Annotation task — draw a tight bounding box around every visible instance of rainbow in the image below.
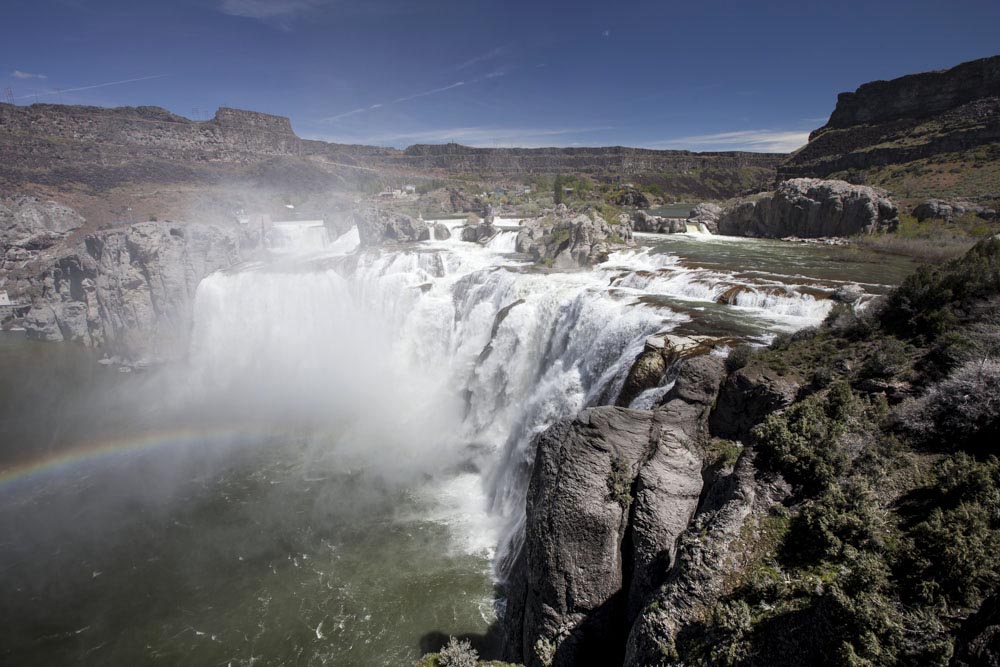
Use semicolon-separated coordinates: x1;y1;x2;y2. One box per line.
0;425;274;493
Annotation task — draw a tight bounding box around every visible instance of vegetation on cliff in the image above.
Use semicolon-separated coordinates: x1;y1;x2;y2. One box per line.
678;238;1000;666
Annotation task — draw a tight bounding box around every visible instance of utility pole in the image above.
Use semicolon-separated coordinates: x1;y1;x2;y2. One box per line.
3;88;14;105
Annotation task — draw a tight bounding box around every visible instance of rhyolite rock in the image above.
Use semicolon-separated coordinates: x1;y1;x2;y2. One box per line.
352;209;430;245
503;355;725;667
23;221;243;364
717;178;898;238
432;221;451;240
516;209;633;268
913;198;996;222
631;211;687;234
687;202;722;234
614;186;650;209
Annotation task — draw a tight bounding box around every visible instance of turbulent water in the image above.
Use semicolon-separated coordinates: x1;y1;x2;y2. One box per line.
0;223;914;666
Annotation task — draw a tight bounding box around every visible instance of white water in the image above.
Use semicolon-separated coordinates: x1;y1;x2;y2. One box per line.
186;223;846;580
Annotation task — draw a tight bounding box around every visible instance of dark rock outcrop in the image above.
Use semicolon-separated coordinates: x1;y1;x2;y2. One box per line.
23;220;243;364
624;450;790;666
709;364;799;442
717;178;898;238
516;209;633;268
631;211;686;234
503;356;725;667
614;187;650;209
352;209;430;245
461;221;497;243
432;221;452;240
954;592;1000;667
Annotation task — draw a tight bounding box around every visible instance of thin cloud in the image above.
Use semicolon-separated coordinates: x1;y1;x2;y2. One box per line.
324;71;506;123
652;129;810;153
15;74;170;100
391;80;465;104
12;70;47;80
453;45;507;71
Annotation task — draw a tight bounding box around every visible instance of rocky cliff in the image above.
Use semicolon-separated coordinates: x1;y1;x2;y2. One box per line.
779;56;1000;199
20;219;247;365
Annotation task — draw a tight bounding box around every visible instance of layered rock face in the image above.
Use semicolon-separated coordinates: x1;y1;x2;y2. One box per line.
23;221;243;364
780;56;1000;180
717;178;898;238
503;355;726;667
1;196;84;273
515;207;633;268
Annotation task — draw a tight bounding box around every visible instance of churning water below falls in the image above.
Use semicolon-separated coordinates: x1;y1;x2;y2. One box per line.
0;224;915;666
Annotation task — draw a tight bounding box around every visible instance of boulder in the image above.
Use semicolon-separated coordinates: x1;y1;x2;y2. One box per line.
709;364;800;442
617;349;667;407
352;209;430;245
460;221;496;243
613;187;650;209
717;178;899;238
516;210;633;268
432;222;451;241
687;202;722;234
913;198;996;222
632;211;686;234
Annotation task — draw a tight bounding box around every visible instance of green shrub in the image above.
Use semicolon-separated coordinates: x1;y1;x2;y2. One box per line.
606;456;633;509
883;237;1000;342
753;383;857;496
899;453;1000;608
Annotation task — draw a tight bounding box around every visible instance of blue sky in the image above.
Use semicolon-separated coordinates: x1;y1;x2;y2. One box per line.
2;0;998;152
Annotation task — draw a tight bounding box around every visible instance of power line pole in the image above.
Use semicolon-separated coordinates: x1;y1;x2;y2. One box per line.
3;88;14;105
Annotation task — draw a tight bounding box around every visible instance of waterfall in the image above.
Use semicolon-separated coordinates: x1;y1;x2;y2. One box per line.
186;226;847;580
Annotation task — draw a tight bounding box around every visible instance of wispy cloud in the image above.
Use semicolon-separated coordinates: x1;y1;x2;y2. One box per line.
324;71;507;122
218;0;319;19
314;125;613;148
651;129;810;153
453;45;507;71
391;80;466;104
12;70;47;80
15;74;169;100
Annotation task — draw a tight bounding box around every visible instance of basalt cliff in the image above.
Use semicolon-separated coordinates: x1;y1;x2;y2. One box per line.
780;55;1000;202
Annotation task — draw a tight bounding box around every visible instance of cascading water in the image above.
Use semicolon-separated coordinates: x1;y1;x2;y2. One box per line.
185;225;864;585
0;221;913;666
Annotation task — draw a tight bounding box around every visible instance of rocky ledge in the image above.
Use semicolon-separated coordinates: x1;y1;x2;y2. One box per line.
717;178;898;238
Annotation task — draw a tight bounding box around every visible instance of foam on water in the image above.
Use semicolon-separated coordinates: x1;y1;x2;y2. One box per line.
187;223;853;580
